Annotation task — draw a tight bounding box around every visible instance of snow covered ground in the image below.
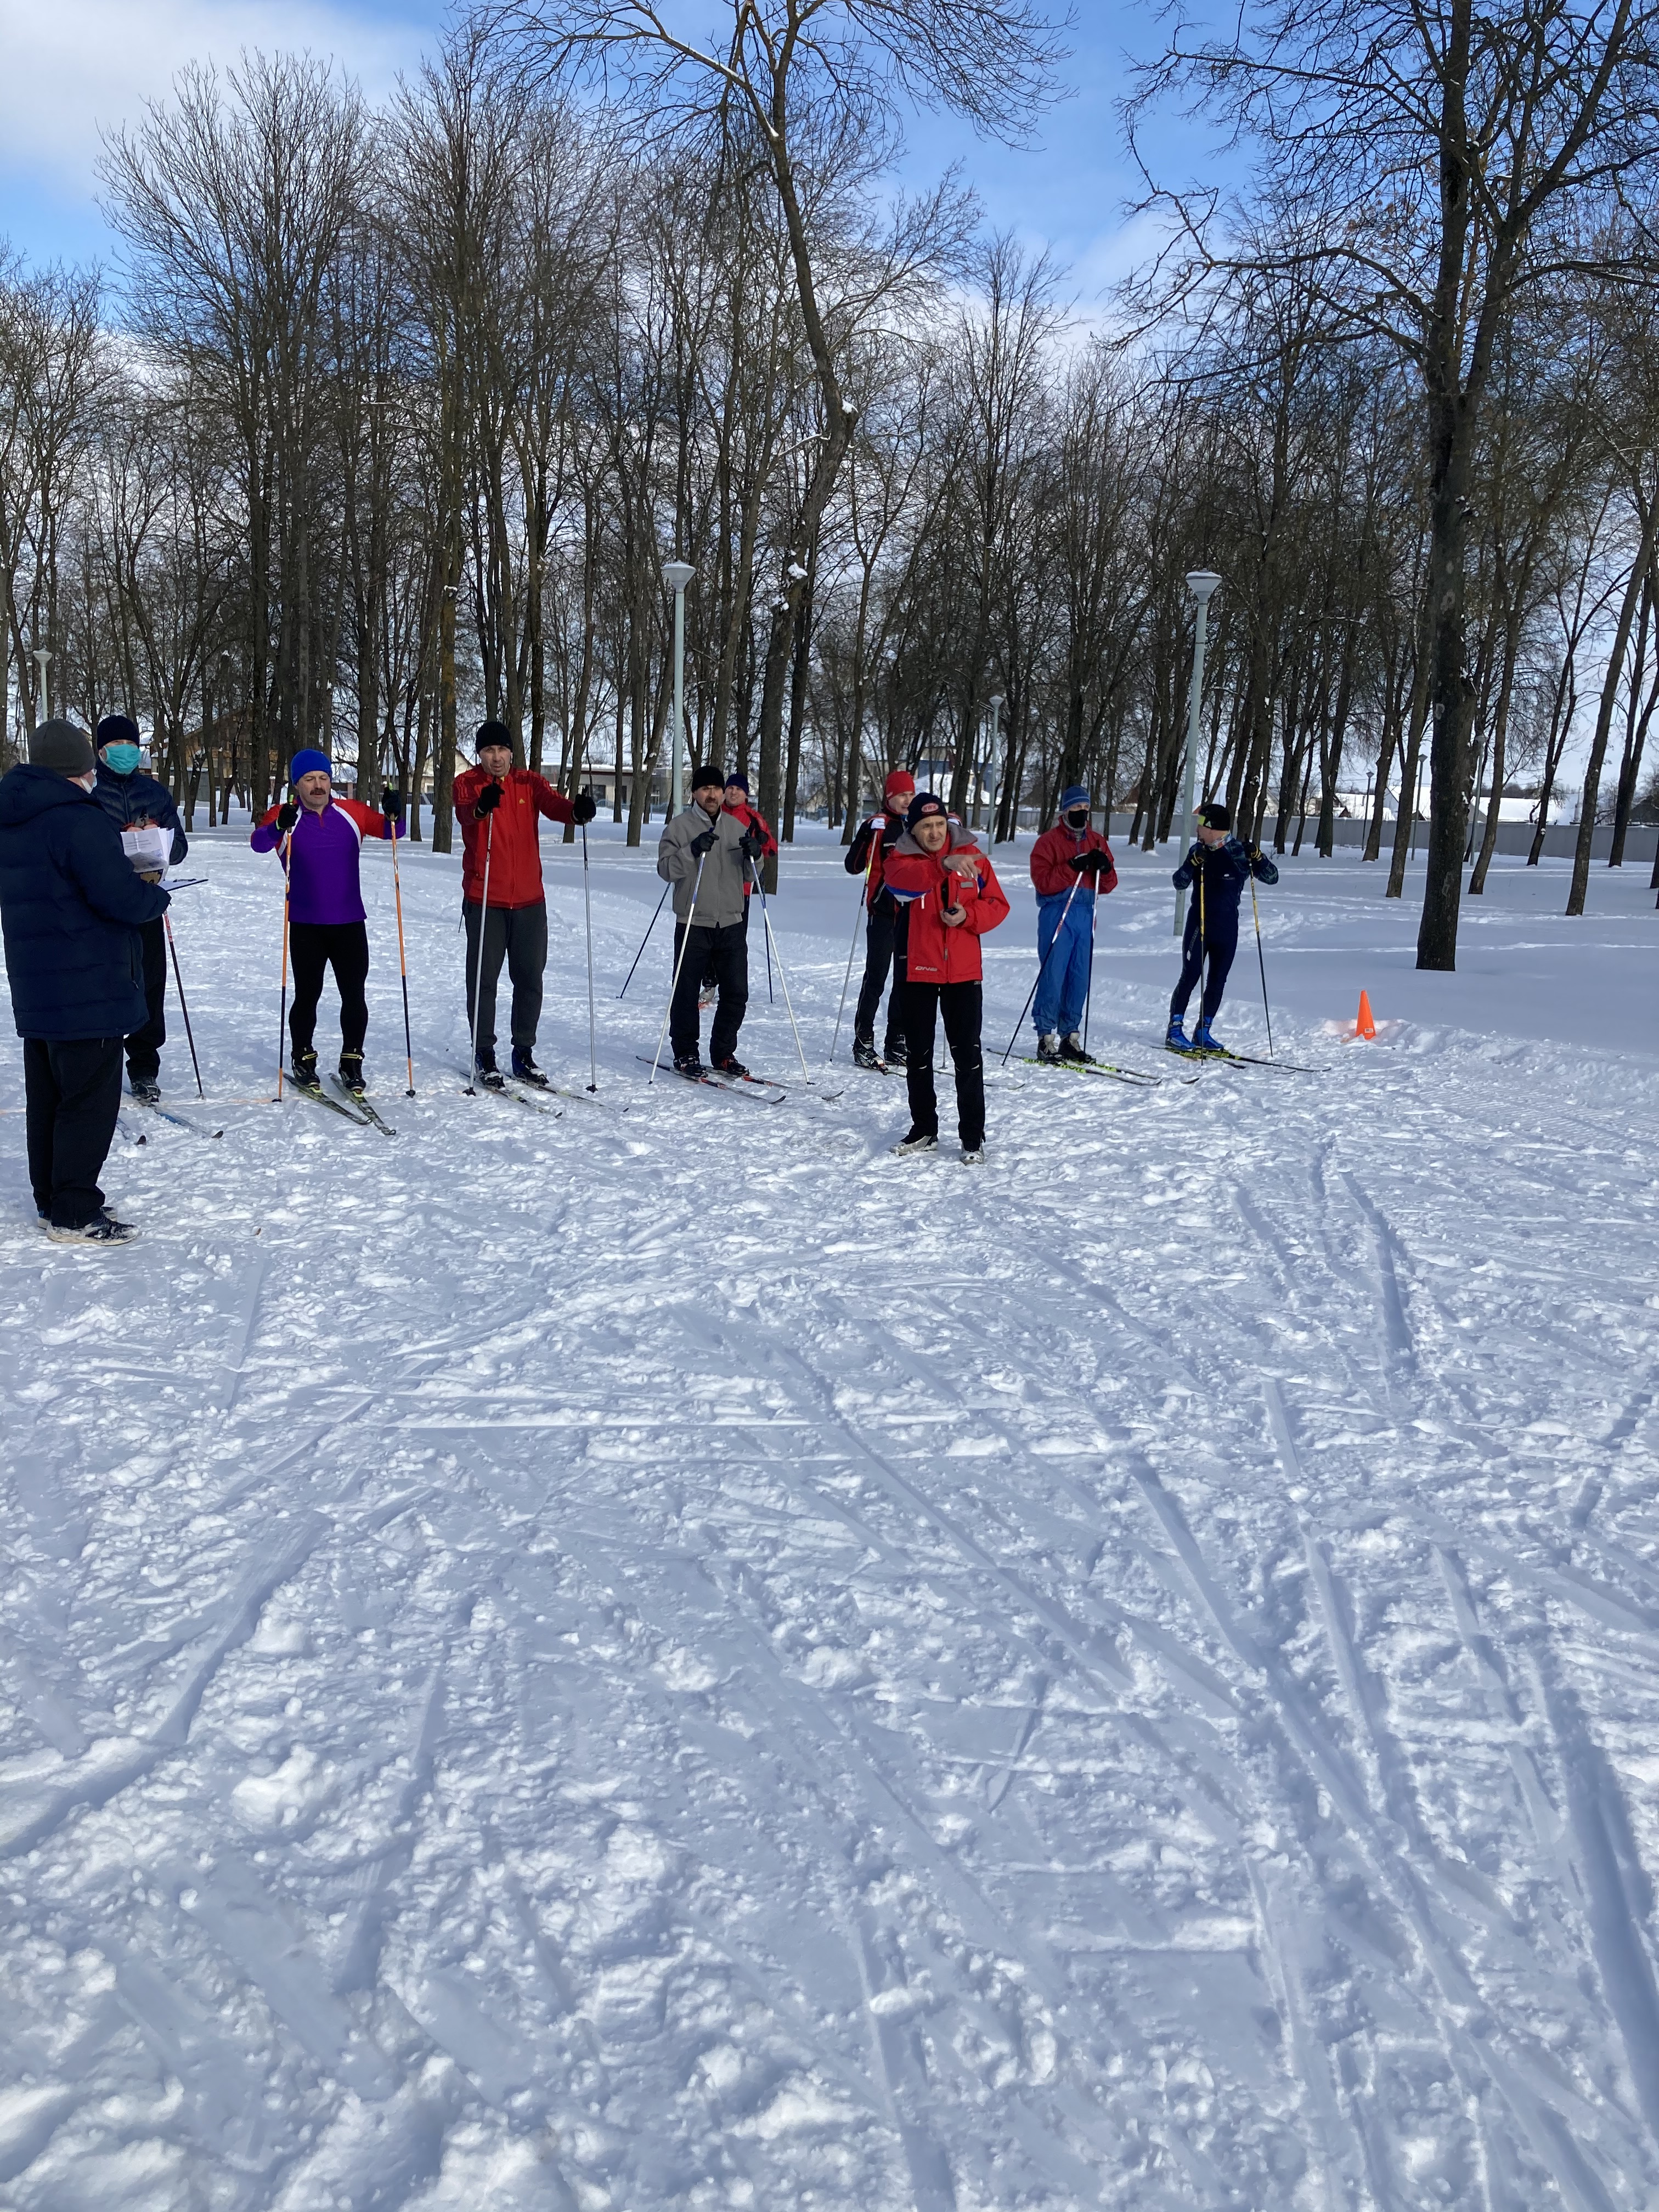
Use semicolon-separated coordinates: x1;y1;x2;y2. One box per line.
3;817;1657;2211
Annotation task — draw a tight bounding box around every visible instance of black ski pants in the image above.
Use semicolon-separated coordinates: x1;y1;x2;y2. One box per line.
672;920;747;1064
464;898;548;1057
289;921;370;1062
854;893;908;1056
1170;906;1238;1023
703;894;753;988
24;1036;123;1228
902;981;985;1150
125;916;167;1084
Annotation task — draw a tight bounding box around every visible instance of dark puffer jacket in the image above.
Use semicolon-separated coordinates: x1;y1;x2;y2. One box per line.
0;764;170;1040
92;759;189;866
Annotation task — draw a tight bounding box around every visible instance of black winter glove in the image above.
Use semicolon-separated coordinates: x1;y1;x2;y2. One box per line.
572;788;597;825
475;780;503;816
277;801;299;833
381;789;404;817
690;828;716;857
1067;850;1104;873
738;829;766;861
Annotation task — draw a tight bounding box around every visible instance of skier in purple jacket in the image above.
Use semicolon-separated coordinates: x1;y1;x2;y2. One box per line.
251;748;403;1092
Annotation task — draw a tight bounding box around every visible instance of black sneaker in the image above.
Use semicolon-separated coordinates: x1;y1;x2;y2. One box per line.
713;1056;750;1080
130;1075;161;1105
511;1049;549;1088
47;1209;138;1246
292;1048;319;1087
673;1054;707;1080
884;1040;909;1069
853;1037;883;1070
892;1126;938;1155
338;1053;367;1096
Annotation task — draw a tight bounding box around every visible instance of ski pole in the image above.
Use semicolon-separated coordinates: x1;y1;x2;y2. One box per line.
163;910;204;1097
618;882;669;998
998;870;1084;1065
274;827;293;1101
464;806;495;1094
749;859;811;1081
1081;874;1099;1060
827;814;882;1068
649;847;708;1081
390;807;415;1096
1248;862;1274;1060
580;804;598;1092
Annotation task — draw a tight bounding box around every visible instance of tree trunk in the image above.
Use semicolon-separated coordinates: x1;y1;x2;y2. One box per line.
1568;504;1658;914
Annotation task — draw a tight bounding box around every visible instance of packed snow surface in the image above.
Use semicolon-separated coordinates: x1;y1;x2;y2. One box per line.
3;820;1657;2212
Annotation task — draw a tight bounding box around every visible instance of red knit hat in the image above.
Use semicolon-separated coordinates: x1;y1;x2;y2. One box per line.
883;769;915;803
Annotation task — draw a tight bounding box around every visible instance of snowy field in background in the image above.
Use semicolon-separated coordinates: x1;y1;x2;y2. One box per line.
2;819;1657;2212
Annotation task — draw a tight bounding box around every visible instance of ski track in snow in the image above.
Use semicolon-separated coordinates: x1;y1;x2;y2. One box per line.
2;827;1658;2210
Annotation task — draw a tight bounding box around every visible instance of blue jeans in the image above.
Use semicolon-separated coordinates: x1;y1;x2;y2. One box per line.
1032;893;1093;1036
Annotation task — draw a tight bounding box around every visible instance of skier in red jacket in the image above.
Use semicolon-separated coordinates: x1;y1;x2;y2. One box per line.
1027;785;1118;1062
881;792;1009;1163
454;720;596;1088
842;768;915;1069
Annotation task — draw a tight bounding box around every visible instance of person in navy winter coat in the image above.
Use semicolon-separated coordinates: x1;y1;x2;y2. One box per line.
92;713;188;1101
0;719;170;1243
1167;800;1278;1053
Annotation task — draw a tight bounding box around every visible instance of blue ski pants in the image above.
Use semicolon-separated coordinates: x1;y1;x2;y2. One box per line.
1170;907;1238;1023
1032;891;1094;1037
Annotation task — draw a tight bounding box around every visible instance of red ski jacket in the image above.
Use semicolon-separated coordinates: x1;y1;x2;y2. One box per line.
882;830;1009;985
723;800;777;899
1029;821;1118;901
454;766;575;909
844;811;905;908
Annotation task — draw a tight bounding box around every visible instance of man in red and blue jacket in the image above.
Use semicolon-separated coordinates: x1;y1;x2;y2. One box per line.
881;792;1009;1163
1028;784;1116;1062
251;748;403;1092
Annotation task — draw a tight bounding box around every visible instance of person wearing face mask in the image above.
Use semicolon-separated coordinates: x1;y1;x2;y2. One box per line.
1027;786;1117;1062
91;714;188;1104
0;719;170;1243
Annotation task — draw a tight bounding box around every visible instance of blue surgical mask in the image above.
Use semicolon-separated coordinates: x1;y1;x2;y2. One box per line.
103;743;141;775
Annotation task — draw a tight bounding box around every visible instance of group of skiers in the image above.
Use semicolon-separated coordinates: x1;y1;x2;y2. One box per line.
0;710;1279;1242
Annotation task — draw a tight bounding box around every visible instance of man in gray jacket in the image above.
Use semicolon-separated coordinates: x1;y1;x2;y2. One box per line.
657;765;766;1076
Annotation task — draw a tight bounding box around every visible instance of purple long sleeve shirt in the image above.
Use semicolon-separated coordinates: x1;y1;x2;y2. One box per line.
251;797;398;925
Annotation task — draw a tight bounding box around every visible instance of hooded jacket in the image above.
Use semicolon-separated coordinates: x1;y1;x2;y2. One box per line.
881;826;1009;985
1029;819;1116;904
92;759;189;868
657;802;751;928
0;763;171;1040
454;766;575;908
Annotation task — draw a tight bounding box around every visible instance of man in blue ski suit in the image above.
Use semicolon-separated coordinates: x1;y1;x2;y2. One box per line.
1028;785;1117;1060
91;714;188;1102
1167;800;1278;1053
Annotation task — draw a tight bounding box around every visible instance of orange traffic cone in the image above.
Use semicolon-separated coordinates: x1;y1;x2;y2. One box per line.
1355;990;1376;1040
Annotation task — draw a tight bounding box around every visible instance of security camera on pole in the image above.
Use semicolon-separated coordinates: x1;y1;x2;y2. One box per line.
663;561;696;820
1174;572;1221;937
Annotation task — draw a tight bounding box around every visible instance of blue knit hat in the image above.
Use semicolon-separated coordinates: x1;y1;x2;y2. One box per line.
290;749;331;783
1059;785;1090;815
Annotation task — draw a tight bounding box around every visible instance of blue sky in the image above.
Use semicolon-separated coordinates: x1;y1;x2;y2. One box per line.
0;0;1216;305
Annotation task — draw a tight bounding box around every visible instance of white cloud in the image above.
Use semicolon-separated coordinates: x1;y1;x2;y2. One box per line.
0;0;430;191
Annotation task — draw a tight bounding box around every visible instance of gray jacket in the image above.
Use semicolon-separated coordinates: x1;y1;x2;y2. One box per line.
657;803;751;928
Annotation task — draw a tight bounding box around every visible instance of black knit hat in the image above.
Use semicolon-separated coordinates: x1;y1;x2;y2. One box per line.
475;719;513;752
691;764;726;792
97;714;142;750
1195;798;1232;830
31;718;95;776
906;791;947;831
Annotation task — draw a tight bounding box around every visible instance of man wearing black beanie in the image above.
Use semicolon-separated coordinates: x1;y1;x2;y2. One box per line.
0;720;170;1242
657;765;764;1077
91;714;188;1103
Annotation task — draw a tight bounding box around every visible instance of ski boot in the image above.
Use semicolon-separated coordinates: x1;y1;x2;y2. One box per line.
292;1046;320;1088
893;1126;939;1156
713;1056;750;1080
472;1049;506;1092
672;1053;707;1081
511;1047;550;1089
1192;1017;1223;1056
338;1052;367;1097
46;1208;138;1246
1165;1020;1194;1055
853;1035;883;1071
129;1074;162;1105
698;981;718;1009
1036;1032;1063;1062
960;1145;985;1166
884;1039;909;1069
1058;1034;1093;1063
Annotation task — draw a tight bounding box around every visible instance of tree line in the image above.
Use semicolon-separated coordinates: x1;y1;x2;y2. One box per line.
1;0;1655;953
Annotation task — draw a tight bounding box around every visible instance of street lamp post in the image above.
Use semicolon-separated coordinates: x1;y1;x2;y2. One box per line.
1174;572;1221;936
985;693;1005;839
31;646;52;728
663;560;696;817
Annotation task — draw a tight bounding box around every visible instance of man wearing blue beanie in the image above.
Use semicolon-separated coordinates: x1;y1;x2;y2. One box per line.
1027;786;1116;1061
